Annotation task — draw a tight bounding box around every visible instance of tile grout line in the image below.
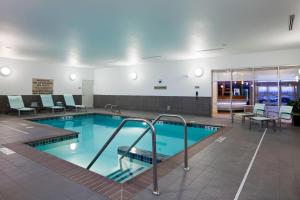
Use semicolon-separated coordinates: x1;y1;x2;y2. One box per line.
234;128;267;200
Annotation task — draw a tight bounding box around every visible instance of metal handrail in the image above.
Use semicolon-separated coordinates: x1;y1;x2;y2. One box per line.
111;105;121;113
119;114;189;171
104;104;112;111
86;118;159;196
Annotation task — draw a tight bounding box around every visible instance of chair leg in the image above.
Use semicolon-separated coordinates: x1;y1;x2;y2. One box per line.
279;119;282;128
18;110;21;117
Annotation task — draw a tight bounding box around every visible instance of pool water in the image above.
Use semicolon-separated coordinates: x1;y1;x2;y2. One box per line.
33;114;217;182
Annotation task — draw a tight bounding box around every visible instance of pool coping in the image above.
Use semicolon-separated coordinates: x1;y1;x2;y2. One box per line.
3;112;230;200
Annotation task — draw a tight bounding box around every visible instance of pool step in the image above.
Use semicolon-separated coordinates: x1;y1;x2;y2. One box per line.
106;167;145;183
118;146;169;164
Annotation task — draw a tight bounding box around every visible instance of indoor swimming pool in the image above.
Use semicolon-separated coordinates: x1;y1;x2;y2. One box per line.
31;114;218;182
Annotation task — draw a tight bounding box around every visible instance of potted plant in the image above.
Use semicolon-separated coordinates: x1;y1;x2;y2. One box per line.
288;99;300;126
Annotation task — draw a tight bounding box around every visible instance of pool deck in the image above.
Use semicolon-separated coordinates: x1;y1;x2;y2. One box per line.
0;109;300;200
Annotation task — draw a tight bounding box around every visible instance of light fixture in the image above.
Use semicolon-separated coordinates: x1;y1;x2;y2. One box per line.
296;75;299;81
69;73;77;81
0;66;12;76
130;72;138;80
289;14;295;31
298;68;300;75
194;68;203;77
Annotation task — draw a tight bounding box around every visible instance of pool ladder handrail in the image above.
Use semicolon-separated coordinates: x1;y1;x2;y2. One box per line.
86;118;160;196
104;104;112;111
104;104;121;113
119;114;189;171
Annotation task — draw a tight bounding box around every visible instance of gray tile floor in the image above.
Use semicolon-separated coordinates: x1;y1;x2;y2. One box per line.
1;109;300;200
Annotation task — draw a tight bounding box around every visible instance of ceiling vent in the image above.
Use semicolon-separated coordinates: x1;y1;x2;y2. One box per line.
289;14;295;31
142;56;161;60
196;47;224;52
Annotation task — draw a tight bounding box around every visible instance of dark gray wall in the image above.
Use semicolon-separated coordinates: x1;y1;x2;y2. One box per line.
94;95;212;116
0;95;82;113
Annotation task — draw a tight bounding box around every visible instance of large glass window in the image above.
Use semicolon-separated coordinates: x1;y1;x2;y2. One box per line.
212;66;299;118
279;67;299;105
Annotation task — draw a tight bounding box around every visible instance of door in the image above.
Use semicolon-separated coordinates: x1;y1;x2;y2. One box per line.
82;80;94;108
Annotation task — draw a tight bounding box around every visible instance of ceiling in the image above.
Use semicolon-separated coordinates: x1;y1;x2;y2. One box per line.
0;0;300;67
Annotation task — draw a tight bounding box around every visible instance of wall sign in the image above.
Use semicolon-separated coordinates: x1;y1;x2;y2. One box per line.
154;86;167;90
32;78;54;94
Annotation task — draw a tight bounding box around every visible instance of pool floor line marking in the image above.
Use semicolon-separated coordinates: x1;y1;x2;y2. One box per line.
233;128;267;200
0;147;16;155
25;126;34;129
215;136;226;143
0;124;30;135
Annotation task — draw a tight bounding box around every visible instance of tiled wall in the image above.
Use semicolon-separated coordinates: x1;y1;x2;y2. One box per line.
0;95;82;113
94;95;212;116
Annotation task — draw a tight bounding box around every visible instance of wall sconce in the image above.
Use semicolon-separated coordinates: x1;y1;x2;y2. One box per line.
194;68;203;77
69;73;77;81
130;72;138;80
0;66;12;76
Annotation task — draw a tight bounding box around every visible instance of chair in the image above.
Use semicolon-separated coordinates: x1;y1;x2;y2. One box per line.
63;94;87;112
7;96;36;117
232;103;265;124
276;105;293;127
40;95;66;113
250;105;293;130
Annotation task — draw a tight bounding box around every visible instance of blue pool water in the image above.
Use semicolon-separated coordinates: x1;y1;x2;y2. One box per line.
33;114;217;182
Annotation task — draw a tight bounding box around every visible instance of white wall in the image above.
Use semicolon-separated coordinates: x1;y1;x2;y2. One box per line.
0;58;94;95
94;48;300;97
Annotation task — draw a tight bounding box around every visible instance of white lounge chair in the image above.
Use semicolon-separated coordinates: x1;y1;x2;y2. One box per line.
8;96;36;117
40;95;66;113
232;103;265;124
63;94;87;112
250;105;293;130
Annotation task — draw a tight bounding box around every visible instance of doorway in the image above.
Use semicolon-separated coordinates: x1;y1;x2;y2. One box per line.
82;80;94;108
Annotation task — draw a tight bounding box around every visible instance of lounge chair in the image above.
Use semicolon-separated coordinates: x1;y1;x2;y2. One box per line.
63;94;87;112
232;103;265;124
7;96;36;117
250;105;293;130
40;95;66;113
